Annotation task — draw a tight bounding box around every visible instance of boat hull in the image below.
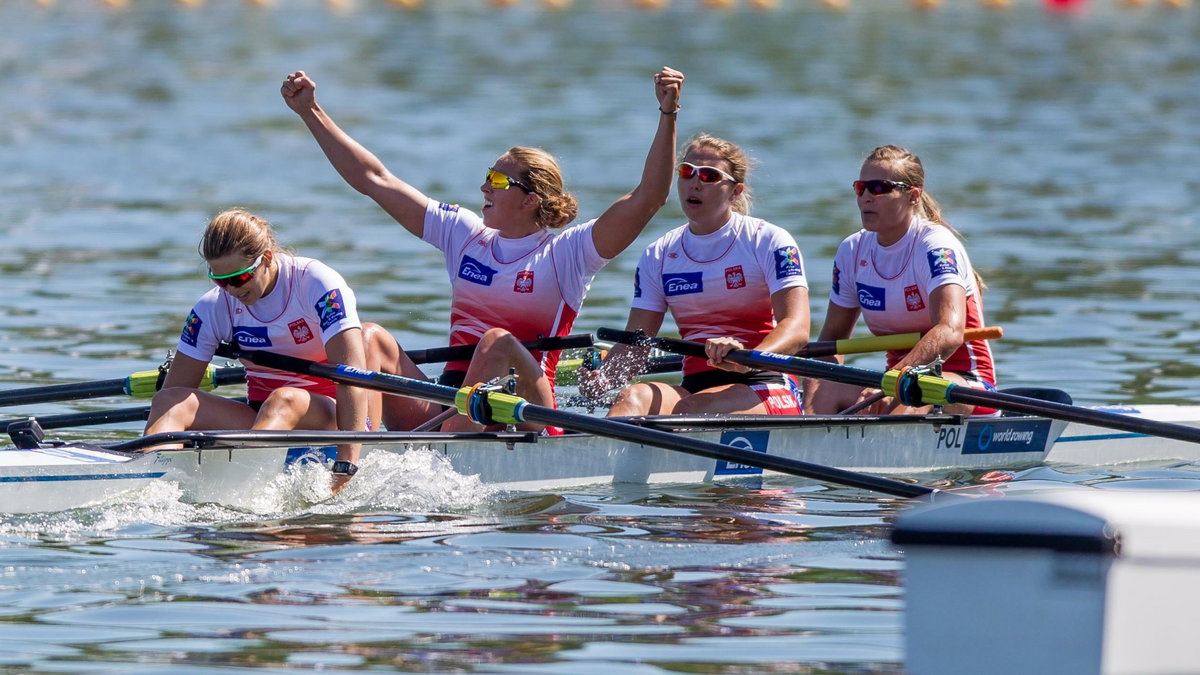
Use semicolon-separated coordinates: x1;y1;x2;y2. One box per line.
0;414;1066;512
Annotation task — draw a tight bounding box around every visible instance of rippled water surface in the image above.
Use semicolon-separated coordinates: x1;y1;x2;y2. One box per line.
1;0;1199;672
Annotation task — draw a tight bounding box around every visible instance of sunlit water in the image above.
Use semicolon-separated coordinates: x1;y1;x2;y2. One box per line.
0;0;1198;671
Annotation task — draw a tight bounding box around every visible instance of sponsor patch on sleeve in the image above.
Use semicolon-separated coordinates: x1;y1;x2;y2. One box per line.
180;310;202;347
634;268;642;298
927;247;960;278
315;289;349;331
831;263;841;296
437;201;460;213
773;246;804;279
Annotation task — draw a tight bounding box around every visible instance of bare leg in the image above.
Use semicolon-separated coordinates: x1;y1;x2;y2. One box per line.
672;383;771;415
362;322;442;431
143;387;260;451
606;381;688;417
252;387;337;431
441;328;554;432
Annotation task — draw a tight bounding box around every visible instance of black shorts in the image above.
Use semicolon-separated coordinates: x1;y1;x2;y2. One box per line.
679;369;793;394
438;370;467;388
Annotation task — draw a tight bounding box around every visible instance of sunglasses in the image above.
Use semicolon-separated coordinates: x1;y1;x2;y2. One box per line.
677;162;738;184
485;167;534;193
208;255;263;289
853;179;915;197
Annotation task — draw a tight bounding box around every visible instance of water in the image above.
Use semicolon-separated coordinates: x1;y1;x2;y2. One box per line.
0;0;1199;671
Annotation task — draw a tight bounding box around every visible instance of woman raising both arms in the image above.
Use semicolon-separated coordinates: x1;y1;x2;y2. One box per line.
581;134;811;416
281;67;683;432
806;145;996;416
144;209;368;487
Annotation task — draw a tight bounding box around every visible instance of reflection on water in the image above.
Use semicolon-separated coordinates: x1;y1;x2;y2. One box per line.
0;1;1199;672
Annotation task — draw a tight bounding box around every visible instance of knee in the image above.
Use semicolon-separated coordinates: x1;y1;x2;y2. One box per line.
611;383;653;412
478;327;516;351
363;322;405;364
259;387;306;414
150;386;199;413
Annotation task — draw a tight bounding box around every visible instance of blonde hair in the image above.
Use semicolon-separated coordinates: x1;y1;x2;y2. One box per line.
199;208;282;262
864;145;985;290
505;147;578;230
681;133;753;215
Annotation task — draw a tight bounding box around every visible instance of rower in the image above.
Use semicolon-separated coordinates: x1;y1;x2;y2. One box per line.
579;134;811;418
281;66;684;434
805;145;997;417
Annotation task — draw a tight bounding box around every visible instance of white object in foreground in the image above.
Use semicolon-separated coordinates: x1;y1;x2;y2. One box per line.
894;489;1200;675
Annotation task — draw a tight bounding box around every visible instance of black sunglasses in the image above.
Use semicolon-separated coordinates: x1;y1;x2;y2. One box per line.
853;179;915;197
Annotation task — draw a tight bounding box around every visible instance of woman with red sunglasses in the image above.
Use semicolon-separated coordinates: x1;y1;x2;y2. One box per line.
281;67;683;432
581;134;811;417
144;209;369;487
805;145;996;416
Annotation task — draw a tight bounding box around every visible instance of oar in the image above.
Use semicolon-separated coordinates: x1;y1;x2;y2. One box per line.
212;343;943;500
597;328;1200;447
800;326;1002;358
0;334;595;408
0;366;246;408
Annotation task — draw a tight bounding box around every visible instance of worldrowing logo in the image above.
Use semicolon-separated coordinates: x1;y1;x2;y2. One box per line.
715;430;770;475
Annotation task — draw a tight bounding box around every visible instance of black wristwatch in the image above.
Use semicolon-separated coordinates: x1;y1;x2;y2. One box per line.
330;460;359;476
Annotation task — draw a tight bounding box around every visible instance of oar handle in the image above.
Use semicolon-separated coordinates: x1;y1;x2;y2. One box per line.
405;333;594;365
818;326;1003;357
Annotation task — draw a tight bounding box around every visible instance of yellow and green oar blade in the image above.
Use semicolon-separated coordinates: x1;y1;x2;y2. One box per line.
597;328;1200;447
215;343;943;500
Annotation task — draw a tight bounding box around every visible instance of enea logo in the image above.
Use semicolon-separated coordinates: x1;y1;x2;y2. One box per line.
927;247;959;278
962;419;1052;455
715;430;770;475
315;289;348;331
662;272;703;296
180;310;203;347
458;255;498;286
774;246;803;279
232;325;272;348
857;283;886;311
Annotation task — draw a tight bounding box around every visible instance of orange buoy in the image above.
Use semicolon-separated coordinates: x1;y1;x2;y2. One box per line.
817;0;849;11
913;0;945;10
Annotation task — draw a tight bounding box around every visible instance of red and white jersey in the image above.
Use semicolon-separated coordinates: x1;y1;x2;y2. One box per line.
632;213;809;375
423;201;609;385
829;218;995;384
175;254;361;402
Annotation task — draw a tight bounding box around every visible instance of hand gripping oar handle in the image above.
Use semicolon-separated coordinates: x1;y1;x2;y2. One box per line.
597;328;1200;447
213;343;942;500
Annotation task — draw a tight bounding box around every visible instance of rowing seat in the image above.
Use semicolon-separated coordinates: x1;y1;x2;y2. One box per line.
996;387;1073;416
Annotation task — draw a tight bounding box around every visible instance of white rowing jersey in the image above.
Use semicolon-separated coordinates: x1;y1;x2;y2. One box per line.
174;254;362;402
632;212;809;375
423;200;609;386
829;217;995;384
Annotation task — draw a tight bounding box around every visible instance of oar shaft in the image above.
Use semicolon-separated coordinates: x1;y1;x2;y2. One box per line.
0;379;127;407
217;345;936;499
816;326;1003;358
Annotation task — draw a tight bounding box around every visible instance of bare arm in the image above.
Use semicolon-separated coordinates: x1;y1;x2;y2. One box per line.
160;352;212;389
895;284;966;370
590;67;684;259
705;286;811;372
324;327;369;464
282;71;431;237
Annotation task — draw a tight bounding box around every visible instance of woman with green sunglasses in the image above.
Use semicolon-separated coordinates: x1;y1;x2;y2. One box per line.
144;209;369;490
281;66;683;433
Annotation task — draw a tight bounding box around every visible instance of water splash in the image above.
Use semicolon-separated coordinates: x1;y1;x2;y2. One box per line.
0;447;496;540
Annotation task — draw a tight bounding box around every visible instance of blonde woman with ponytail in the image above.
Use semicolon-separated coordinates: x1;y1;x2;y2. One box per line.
282;67;683;433
806;145;997;416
